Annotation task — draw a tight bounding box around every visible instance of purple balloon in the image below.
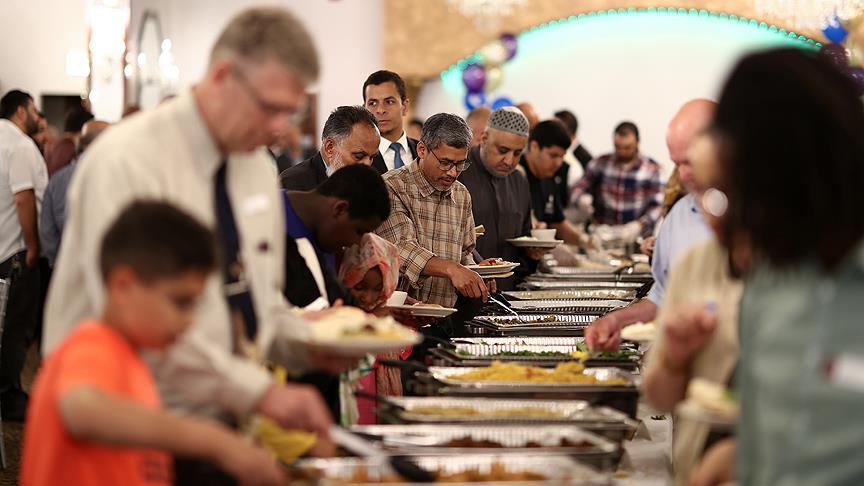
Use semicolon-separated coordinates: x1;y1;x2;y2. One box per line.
462;63;486;94
849;67;864;95
822;44;850;69
500;32;518;61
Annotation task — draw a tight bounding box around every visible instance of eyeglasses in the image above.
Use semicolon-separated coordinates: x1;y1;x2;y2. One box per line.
232;67;307;125
428;147;471;173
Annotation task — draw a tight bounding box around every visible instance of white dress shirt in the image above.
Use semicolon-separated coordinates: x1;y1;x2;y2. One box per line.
0;119;47;263
378;130;412;171
44;91;312;418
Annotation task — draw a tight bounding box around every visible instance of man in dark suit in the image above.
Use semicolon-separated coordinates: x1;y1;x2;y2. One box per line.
363;70;418;174
280;105;380;191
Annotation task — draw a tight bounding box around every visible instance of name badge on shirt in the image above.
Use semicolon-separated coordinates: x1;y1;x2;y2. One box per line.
825;353;864;393
243;194;270;215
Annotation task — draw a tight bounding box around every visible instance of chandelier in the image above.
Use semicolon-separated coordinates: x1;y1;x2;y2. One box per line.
753;0;864;30
447;0;527;32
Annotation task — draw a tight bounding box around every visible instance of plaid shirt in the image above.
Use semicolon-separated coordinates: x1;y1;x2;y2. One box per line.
376;161;476;307
570;153;664;231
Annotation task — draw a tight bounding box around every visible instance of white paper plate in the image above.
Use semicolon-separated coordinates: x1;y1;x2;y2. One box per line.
506;238;565;249
387;304;457;318
620;322;657;343
467;261;520;275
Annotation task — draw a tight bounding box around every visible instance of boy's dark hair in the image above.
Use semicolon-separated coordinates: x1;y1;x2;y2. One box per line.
554;109;579;137
614;121;640;141
529;120;572;151
409;118;424;129
100;201;218;283
64;109;94;133
315;164;390;222
0;90;33;120
362;70;407;102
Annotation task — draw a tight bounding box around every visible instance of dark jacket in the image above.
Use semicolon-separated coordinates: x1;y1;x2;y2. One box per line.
371;137;419;174
280;152;328;191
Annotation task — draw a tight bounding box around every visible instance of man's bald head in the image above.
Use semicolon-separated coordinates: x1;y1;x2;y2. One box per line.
78;120;110;155
666;99;716;193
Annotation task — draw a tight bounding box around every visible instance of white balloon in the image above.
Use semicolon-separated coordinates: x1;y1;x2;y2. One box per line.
480;40;508;67
486;66;503;92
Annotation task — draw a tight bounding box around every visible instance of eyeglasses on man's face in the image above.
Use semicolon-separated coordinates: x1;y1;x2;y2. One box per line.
427;147;471;173
231;67;307;125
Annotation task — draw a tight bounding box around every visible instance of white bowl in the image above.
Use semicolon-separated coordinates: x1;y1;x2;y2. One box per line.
386;291;408;306
531;229;557;240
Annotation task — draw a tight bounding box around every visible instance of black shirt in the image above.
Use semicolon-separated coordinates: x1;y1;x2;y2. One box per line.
519;155;566;225
460;147;536;288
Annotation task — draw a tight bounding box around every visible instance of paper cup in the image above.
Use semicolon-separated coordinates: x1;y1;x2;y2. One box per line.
386;291;408;306
531;229;557;240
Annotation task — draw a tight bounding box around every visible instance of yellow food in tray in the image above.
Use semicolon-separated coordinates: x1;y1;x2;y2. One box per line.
408;406;566;419
447;361;628;385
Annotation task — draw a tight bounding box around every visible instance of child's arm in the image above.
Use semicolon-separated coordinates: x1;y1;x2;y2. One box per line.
60;387;284;486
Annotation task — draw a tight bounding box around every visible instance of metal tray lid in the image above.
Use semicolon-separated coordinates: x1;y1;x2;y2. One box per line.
294;454;611;485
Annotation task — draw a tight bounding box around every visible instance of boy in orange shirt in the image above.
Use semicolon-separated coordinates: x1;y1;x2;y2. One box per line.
21;201;283;486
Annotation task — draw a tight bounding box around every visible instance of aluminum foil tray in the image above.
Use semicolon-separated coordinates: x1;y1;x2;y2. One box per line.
428;366;636;390
474;314;596;327
503;290;637;301
294;454;611;485
443;342;638;362
348;424;618;468
454;337;586;346
507;300;627;313
521;280;644;290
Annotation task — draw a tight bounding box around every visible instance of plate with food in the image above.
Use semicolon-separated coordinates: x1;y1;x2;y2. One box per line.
309;307;422;356
506;236;565;249
467;259;520;275
619;321;657;343
387;302;457;318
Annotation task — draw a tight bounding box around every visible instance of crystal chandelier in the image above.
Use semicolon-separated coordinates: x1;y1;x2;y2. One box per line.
447;0;527;32
753;0;864;31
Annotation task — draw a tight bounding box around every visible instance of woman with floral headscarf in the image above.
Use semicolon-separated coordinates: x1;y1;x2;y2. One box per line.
338;233;406;424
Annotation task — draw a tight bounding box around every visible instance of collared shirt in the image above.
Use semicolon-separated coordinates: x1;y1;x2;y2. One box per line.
737;239;864;485
40;159;78;267
459;146;533;288
570;152;664;230
282;191;335;270
0;119;47;263
376;160;476;307
44;91;309;419
518;155;565;225
378;131;411;171
647;194;712;305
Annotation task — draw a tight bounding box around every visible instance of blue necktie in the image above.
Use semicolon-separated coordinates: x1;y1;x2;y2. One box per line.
391;141;404;169
214;162;258;340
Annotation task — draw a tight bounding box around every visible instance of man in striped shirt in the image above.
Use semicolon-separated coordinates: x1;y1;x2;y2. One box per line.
570;121;664;235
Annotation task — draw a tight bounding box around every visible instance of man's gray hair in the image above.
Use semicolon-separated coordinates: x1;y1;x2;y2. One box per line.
210;7;320;86
321;106;379;144
420;113;472;150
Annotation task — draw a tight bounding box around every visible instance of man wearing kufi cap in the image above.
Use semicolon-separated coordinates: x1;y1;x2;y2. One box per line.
459;106;546;289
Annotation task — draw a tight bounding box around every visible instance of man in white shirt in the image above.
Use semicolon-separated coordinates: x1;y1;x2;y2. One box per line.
44;7;352;479
363;70;419;173
0;89;48;421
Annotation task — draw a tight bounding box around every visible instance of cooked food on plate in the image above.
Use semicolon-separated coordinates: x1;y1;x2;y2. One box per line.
620;321;657;341
412;302;443;308
687;378;739;418
478;257;506;266
312;307;413;340
448;361;628;385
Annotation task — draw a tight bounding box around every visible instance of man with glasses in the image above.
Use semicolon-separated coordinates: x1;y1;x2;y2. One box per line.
376;113;492;308
44;8;351;483
280;105;380;191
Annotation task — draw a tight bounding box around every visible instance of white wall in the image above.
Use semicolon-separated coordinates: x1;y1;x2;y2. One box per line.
159;0;383;136
0;0;87;101
415;11;811;177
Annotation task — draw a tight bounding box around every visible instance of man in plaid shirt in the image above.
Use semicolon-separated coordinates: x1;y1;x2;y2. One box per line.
376;113;493;308
570;122;664;235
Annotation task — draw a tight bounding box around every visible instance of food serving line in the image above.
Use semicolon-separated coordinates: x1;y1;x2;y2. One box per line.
284;243;672;485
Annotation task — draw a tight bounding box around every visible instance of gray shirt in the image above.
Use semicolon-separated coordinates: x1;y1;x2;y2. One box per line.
459;146;534;288
40;159;77;267
738;240;864;485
